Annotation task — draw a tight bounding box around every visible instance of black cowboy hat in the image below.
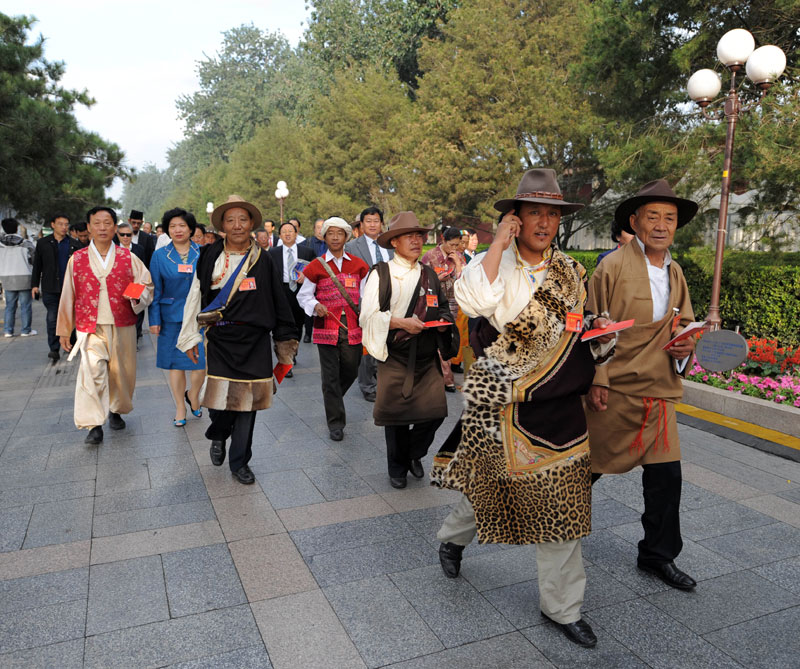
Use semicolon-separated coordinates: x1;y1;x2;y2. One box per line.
494;168;584;215
615;179;698;234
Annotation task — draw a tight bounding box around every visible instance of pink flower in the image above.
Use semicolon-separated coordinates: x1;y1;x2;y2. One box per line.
702;375;708;381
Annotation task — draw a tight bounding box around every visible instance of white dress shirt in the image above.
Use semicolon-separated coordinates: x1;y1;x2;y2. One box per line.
366;236;388;264
283;243;298;283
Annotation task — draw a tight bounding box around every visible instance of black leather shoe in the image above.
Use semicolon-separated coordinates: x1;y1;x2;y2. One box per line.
409;459;424;479
285;369;293;378
108;412;125;430
439;542;465;578
444;385;456;393
389;476;407;489
450;364;463;374
329;428;344;441
638;561;697;590
48;350;60;362
542;614;597;648
85;426;103;445
209;440;226;466
232;465;255;484
303;334;312;343
363;392;376;402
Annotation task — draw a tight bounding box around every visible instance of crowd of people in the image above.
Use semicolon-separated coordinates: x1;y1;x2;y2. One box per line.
1;168;702;649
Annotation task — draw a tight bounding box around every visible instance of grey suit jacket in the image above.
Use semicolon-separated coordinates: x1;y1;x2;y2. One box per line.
345;235;394;268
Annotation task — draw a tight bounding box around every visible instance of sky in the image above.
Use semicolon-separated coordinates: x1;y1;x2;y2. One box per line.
6;1;310;197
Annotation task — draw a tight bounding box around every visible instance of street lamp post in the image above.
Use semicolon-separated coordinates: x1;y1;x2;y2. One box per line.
687;29;786;330
274;181;289;224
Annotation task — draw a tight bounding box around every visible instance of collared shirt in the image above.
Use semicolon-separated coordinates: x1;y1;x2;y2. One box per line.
635;236;671;321
56;236;71;283
283;242;298;283
296;251;368;316
89;240;113;271
367;236;388;265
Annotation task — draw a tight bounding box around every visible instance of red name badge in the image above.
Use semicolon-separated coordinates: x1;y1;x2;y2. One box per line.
344;277;357;289
426;294;439;308
565;312;583;332
178;264;193;274
239;277;256;291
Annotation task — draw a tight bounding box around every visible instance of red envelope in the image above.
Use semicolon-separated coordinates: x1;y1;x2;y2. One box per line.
580;319;635;341
123;283;145;300
424;320;453;328
273;363;292;383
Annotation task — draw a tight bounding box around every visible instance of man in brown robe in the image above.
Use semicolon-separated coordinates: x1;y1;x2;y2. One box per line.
585;179;698;591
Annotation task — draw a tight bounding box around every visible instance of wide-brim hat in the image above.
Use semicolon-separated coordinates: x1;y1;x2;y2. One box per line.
494;168;584;215
615;179;698;234
210;194;262;231
377;211;431;249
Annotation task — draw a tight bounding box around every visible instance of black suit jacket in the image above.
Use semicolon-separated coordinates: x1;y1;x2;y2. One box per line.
135;231;156;267
268;244;315;291
30;234;82;293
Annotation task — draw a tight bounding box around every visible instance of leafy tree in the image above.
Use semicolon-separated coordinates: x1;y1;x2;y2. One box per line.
120;164;176;222
0;13;127;223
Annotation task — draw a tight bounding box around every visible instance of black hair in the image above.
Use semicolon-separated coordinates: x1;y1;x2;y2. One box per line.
195;223;206;235
161;208;197;236
442;227;462;242
70;222;87;233
1;218;19;234
360;206;384;223
263;219;275;228
279;221;297;234
49;213;70;224
610;218;623;243
86;206;118;224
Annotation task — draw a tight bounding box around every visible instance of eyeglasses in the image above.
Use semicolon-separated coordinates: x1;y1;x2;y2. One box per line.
118;232;132;237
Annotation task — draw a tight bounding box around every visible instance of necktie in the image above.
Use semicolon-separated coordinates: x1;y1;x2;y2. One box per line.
287;247;294;281
371;240;380;264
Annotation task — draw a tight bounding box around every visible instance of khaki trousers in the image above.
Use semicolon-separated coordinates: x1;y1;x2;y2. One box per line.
74;324;137;429
437;494;586;624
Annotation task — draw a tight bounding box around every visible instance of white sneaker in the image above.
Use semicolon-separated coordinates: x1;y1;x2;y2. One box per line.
20;330;37;337
3;332;13;337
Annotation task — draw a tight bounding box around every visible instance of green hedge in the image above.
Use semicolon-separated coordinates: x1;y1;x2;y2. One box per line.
566;247;800;345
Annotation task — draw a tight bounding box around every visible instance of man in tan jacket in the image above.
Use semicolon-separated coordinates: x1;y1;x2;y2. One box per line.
585;179;698;591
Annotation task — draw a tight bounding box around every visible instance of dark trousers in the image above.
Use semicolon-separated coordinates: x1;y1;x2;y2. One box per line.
136;311;144;338
282;284;304;340
206;409;257;472
357;352;378;396
385;417;445;478
317;328;361;430
41;291;61;352
304;314;314;339
592;461;683;565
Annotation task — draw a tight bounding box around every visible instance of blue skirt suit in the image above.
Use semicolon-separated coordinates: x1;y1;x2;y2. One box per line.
149;242;205;370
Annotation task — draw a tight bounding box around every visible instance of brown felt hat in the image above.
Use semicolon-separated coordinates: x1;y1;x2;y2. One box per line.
615;179;698;234
210;194;262;231
494;168;584;215
376;211;431;249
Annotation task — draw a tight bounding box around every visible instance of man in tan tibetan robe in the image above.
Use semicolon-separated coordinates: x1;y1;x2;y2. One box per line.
585;179;698;591
57;206;153;445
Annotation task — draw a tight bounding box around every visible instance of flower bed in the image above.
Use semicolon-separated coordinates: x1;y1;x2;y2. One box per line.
687;338;800;408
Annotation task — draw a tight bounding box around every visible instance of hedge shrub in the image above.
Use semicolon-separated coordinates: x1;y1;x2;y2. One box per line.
566;247;800;345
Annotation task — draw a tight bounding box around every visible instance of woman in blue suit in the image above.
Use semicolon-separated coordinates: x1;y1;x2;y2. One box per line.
149;208;206;426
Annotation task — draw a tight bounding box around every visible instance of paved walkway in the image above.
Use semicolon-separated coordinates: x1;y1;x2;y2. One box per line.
1;301;799;668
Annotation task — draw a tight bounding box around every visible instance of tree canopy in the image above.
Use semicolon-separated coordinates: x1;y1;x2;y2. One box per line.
0;12;127;223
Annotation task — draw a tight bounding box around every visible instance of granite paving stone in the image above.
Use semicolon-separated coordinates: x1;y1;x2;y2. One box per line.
753;556;800;596
459;544;539;591
93;481;209;515
45;441;99;469
211;492;284;541
521;623;647;668
290;513;418;557
0;504;32;552
0;465;96;491
678;501;776;541
647;569;799;634
95;459;150;495
162;543;247;617
86;555;169;635
0;566;88;614
22;496;94;549
323;575;444;667
84;604;262;669
147;454;204;488
248;448;344;474
162;644;272;669
0;539;91;581
277;493;394;531
0;480;95;509
228;533;317;602
259;469;326;509
588;599;744;669
0;638;84;669
91;499;216;537
680;462;763;500
251;589;366;669
0;599;86;654
302;464;375;501
741;493;800;528
390;564;515;648
198;464;265;498
704;606;800;669
699;522;800;567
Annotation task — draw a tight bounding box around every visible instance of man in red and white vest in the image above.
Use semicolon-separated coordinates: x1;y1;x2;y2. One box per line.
57;206;153;445
297;217;369;441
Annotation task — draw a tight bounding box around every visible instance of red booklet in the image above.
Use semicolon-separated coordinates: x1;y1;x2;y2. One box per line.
662;321;707;350
273;363;292;384
424;320;453;328
580;319;635;341
123;283;145;300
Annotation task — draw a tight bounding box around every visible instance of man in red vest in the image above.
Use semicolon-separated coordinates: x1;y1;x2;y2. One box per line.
57;206;153;445
297;217;369;441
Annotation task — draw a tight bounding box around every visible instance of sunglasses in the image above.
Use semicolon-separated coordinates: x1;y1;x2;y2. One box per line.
118;232;132;237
